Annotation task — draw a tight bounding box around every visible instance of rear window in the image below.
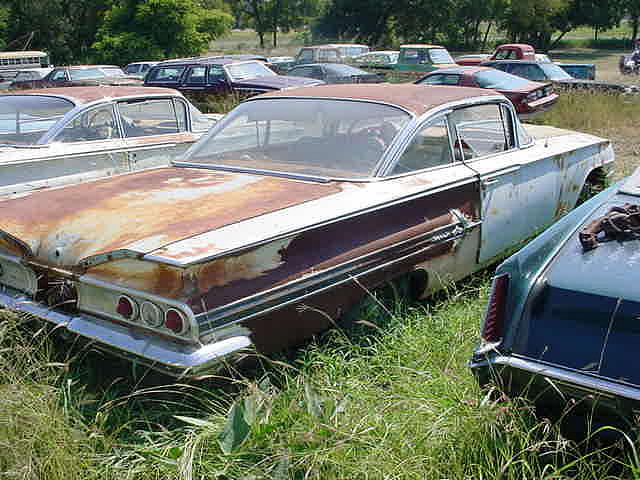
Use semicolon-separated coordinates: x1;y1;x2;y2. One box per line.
0;95;74;144
474;69;532;89
70;68;104;80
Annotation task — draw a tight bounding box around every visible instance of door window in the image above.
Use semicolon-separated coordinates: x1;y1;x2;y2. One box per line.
51;69;68;81
449;104;514;161
119;99;180;137
388;116;452;175
54;105;120;142
185;66;206;84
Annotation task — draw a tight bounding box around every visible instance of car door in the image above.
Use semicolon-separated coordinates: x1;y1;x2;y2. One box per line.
382;114;483;287
7;104;129;193
449;102;564;264
180;66;208;94
117;97;198;169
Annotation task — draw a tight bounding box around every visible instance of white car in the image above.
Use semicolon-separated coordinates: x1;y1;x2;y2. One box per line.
0;86;219;196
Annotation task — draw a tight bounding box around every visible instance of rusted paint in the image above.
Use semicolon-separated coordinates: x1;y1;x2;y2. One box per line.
0;167;341;268
86;259;185;298
189;180;478;317
256;84;497;117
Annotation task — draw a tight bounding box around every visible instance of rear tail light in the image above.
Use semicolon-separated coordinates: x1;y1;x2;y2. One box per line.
481;273;509;343
165;308;188;335
140;301;163;327
117;295;138;320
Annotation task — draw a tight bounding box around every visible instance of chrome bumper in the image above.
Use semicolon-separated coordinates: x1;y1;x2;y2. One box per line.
0;287;251;377
470;353;640;402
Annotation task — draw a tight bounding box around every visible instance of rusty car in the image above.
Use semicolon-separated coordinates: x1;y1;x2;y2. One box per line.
0;84;614;377
0;86;219;196
469;168;640;430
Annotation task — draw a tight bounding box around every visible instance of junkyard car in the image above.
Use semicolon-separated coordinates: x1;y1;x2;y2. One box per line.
123;61;159;79
144;58;322;99
415;66;558;119
0;84;613;377
469;169;640;427
352;51;399;70
287;63;385;84
0;86;218;196
482;60;626;93
9;65;142;90
394;44;457;72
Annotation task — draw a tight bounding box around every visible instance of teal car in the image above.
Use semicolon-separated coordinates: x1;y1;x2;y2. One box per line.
470;168;640;430
393;44;457;73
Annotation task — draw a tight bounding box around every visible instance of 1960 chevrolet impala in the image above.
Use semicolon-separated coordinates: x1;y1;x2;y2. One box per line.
0;84;614;376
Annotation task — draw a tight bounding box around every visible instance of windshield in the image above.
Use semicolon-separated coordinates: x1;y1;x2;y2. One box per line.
0;95;74;145
102;67;125;77
181;98;411;179
70;68;105;80
224;62;276;81
429;48;455;64
539;62;573;80
326;64;367;75
474;69;533;89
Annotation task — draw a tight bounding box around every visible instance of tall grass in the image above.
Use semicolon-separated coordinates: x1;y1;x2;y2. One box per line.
0;86;639;478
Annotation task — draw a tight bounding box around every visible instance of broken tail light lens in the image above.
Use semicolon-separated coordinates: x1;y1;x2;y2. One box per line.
165;308;188;335
117;295;138;320
481;273;509;343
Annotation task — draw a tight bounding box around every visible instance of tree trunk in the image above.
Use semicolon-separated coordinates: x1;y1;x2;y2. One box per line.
549;29;569;51
257;31;265;48
481;21;492;52
272;29;277;48
633;15;639;43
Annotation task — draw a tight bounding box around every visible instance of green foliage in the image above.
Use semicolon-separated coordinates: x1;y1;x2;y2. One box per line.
92;0;233;65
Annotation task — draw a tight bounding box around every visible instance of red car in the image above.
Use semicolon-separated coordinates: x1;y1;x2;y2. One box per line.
415;66;558;118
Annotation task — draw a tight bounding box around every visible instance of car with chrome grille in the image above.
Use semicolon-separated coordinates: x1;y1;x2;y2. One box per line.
0;84;614;377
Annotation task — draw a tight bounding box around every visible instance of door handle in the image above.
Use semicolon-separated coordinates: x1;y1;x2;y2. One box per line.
482;178;499;187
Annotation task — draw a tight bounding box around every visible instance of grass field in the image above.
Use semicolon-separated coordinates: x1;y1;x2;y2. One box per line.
1;48;640;479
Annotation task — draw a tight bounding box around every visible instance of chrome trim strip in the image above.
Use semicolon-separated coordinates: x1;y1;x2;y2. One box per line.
475;354;640;402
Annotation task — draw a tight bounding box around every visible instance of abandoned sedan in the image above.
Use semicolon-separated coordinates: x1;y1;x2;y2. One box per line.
469;169;640;428
0;86;218;196
0;84;614;377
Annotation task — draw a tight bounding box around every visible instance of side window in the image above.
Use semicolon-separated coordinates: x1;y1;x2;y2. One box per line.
292;66;312;77
388;116;452;175
421;74;459;85
173;99;187;132
119;99;179;137
51;69;67;81
311;67;324;79
185;66;206;83
208;65;225;82
297;49;313;62
449;104;513;161
54;105;120;142
510;64;545;81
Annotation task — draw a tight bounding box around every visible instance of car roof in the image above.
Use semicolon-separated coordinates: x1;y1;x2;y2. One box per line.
58;65;121;69
426;66;490;74
255;83;499;116
155;56;243;66
4;86;181;104
483;59;540;65
400;44;445;49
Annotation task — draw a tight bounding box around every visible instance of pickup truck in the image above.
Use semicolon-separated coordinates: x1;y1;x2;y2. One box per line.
456;43;596;80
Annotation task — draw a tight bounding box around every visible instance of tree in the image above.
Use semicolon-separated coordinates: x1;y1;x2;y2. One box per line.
499;0;571;50
92;0;233;65
241;0;320;48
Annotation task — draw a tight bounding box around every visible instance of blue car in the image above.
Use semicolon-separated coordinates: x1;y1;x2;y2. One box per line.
470;168;640;428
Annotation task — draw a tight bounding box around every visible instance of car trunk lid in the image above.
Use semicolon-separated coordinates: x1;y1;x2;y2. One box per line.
0;166;341;270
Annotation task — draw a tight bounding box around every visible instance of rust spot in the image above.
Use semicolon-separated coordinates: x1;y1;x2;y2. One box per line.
0;167;341;268
87;259;185;298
